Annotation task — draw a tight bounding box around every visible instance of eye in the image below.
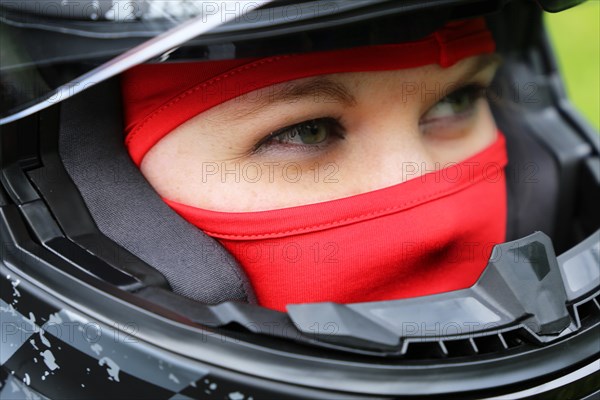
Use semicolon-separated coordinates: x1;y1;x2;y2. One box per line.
420;84;486;126
254;117;345;152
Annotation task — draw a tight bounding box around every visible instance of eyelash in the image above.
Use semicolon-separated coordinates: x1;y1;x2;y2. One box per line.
253;83;488;152
419;83;487;126
253;117;346;154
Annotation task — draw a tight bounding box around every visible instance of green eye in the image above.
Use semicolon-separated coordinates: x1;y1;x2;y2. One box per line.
278;120;330;145
420;84;485;124
255;117;345;152
445;89;476;113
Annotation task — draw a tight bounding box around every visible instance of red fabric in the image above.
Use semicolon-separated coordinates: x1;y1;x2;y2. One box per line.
166;132;508;312
122;17;495;166
121;17;505;312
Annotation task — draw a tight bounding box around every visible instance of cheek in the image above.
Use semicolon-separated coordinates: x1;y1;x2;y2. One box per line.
140;131;203;202
164;161;354;212
142;143;325;211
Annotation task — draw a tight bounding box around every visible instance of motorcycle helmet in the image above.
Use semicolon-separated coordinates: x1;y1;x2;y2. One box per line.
1;0;599;399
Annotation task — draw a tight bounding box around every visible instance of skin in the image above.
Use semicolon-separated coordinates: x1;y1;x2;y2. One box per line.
140;54;501;212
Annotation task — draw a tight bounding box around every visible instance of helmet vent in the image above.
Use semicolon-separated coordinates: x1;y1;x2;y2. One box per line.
443;338;479;357
573;295;600;326
398;327;532;360
473;334;509;354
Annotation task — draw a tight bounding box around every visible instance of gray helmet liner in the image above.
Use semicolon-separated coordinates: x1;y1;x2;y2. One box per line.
57;77;256;304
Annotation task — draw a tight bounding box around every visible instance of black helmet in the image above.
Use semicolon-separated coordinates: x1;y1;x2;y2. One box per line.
1;1;598;399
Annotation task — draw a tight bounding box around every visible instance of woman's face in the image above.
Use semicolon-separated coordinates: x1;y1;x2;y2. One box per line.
140;54;501;212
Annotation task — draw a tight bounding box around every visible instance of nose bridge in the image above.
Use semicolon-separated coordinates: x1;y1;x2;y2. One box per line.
348;71;438;187
376;134;433;185
355;120;433;189
398;78;445;108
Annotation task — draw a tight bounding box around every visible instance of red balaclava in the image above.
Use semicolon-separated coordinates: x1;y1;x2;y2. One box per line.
122;18;507;312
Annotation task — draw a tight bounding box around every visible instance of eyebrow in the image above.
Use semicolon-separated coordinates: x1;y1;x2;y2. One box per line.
461;53;503;78
228;77;357;120
226;53;502;120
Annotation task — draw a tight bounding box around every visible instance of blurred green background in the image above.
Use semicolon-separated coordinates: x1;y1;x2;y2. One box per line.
545;1;600;131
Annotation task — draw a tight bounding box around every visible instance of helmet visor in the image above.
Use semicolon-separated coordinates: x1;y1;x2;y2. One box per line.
1;0;277;123
0;0;586;124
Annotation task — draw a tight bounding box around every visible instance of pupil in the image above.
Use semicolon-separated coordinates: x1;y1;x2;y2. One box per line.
450;92;470;112
300;122;325;144
306;123;317;135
